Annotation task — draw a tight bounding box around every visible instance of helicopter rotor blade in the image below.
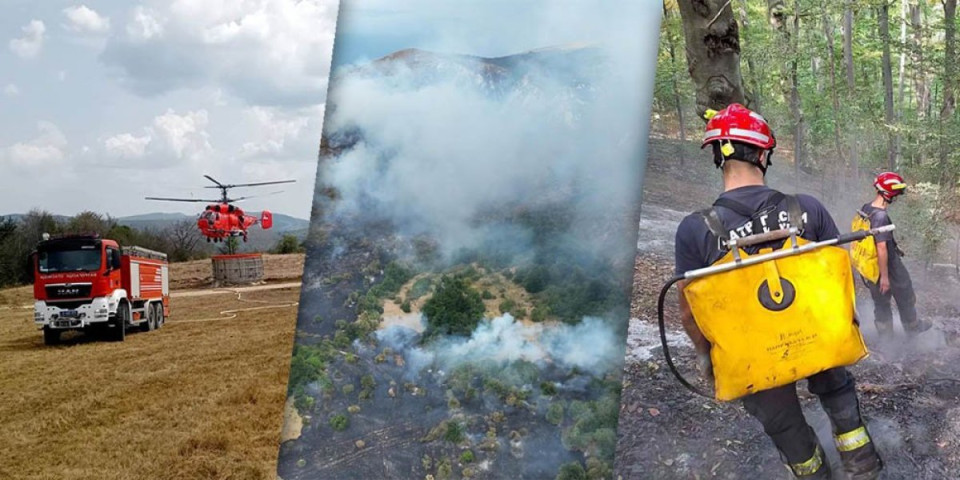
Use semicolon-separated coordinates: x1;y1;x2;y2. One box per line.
145;196;220;203
227;190;286;203
203;175;225;188
205;179;296;189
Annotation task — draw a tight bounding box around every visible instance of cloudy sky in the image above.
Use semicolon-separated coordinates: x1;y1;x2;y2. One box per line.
0;0;338;219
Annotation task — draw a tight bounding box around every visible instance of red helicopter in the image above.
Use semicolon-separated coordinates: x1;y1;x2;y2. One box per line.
146;175;296;243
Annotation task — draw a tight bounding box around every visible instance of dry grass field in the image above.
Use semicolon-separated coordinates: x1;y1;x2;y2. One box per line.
0;255;304;480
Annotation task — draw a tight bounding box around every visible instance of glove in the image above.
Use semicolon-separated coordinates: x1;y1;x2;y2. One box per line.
696;351;714;382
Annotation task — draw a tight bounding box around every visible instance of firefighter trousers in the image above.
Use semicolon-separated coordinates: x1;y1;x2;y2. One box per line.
741;367;863;467
865;253;919;334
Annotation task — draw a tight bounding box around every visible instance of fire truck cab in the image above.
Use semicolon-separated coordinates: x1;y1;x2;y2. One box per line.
32;234;170;345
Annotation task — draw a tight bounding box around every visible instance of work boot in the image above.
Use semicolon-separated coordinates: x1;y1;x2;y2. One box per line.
786;444;832;479
836;426;883;480
875;321;894;340
905;318;933;338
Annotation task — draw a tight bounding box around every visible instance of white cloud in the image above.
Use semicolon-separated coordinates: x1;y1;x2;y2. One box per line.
2;121;68;168
238;105;320;157
3;84;19;97
126;6;163;41
100;109;212;166
63;5;111;34
9;20;46;59
104;132;151;158
152;109;211;159
102;0;337;106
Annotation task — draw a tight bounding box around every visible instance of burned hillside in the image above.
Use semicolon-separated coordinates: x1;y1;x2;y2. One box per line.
278;43;651;480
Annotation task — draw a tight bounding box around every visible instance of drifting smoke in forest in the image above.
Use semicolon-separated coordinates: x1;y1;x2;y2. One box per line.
374;314;624;380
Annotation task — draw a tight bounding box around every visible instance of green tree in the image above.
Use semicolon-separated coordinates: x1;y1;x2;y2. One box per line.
422;275;485;340
219;236;240;255
65;211;116;237
273;234;305;254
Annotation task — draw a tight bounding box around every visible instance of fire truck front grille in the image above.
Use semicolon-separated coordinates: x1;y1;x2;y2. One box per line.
45;300;89;310
45;284;93;300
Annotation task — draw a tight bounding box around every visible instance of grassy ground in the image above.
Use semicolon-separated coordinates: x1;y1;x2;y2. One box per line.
0;256;303;480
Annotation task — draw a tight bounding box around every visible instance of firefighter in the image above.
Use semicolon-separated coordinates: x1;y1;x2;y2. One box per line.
858;172;932;339
674;104;883;479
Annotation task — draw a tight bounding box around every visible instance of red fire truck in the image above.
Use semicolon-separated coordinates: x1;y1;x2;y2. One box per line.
32;234;170;345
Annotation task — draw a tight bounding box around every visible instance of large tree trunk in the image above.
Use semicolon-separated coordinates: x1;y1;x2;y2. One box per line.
911;2;928;120
824;10;843;158
895;0;908;165
911;1;927;168
738;2;762;110
879;1;897;171
843;1;855;88
790;1;805;174
676;0;747;120
665;3;688;166
769;0;805;174
941;0;957;185
844;0;860;181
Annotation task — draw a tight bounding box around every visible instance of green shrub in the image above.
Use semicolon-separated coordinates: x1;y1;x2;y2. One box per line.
444;421;465;444
459;450;475;464
436;458;453;480
329;414;349;431
287;343;334;398
540;381;558;396
481;289;495;300
401;300;412;313
555;462;586;480
546;402;564;426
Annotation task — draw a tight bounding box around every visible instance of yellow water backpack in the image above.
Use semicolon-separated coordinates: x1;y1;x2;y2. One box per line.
682;193;868;401
850;210;880;283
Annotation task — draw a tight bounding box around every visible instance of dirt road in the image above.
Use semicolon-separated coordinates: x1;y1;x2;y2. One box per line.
172;281;303;298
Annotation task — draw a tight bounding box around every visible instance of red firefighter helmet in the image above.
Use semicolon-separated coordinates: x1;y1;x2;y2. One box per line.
874;171;907;201
702;103;777;170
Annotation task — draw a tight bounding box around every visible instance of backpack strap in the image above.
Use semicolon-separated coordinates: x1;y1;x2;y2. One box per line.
698;207;730;252
712;191;794;237
701;191;806;252
783;194;804;233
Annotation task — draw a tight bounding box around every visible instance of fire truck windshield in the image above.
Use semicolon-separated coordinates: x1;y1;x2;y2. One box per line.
38;246;102;273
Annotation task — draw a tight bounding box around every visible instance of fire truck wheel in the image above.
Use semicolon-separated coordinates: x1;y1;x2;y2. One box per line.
43;326;61;346
155;304;165;328
142;304;156;332
110;302;128;342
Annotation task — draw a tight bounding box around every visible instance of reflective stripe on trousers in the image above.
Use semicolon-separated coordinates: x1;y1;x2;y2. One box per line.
835;426;871;452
